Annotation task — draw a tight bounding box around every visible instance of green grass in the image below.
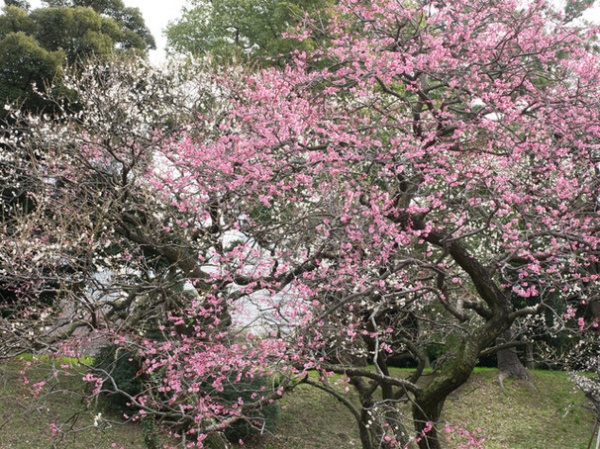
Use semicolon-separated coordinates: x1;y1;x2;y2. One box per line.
243;368;596;449
0;357;148;449
442;369;595;449
0;360;596;449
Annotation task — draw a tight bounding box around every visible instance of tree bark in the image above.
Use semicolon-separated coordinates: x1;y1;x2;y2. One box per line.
524;341;535;369
496;329;531;390
413;398;445;449
401;224;516;448
412;336;481;449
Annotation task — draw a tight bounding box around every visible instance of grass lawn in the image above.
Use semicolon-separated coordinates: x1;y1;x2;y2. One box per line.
244;368;596;449
0;357;149;449
0;359;596;449
442;368;594;449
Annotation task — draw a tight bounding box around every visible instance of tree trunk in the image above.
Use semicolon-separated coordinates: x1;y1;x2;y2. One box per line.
204;432;230;449
357;417;374;449
351;375;410;449
411;319;503;449
412;352;477;449
413;398;444;449
524;341;535;369
496;330;531;390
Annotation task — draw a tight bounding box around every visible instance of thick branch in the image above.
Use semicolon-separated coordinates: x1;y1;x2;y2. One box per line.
321;364;420;394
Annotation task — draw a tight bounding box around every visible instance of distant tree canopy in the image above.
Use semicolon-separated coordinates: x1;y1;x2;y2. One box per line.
4;0;31;10
0;0;154;116
40;0;155;52
166;0;332;66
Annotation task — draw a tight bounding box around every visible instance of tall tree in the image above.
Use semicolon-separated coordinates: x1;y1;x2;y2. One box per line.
4;0;31;11
41;0;155;51
166;0;331;65
0;1;154;116
0;31;64;112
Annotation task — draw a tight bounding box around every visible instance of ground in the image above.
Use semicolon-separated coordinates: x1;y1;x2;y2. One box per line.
0;359;595;449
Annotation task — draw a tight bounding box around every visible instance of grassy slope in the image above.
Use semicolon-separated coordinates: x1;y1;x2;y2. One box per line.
249;368;595;449
0;358;148;449
443;369;593;449
0;361;595;449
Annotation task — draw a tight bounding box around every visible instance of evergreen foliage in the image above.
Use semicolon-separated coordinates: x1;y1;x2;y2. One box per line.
0;1;154;116
91;344;143;414
166;0;331;66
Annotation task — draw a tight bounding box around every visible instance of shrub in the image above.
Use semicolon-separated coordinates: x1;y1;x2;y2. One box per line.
218;374;280;443
90;344;143;415
90;345;278;444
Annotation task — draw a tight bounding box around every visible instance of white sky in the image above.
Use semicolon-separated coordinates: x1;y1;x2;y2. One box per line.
118;0;188;66
8;0;600;66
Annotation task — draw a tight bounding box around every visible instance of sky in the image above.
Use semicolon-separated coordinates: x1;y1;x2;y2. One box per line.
118;0;188;65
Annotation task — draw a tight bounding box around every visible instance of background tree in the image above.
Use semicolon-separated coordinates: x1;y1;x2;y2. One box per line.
0;1;154;116
40;0;155;51
0;30;64;113
166;0;331;66
4;0;30;9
